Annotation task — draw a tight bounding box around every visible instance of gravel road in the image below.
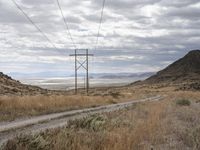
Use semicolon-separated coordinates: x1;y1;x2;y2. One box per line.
0;95;163;147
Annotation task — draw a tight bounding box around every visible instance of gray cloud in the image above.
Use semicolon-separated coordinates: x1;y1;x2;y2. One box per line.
164;7;200;19
0;0;200;75
159;0;200;8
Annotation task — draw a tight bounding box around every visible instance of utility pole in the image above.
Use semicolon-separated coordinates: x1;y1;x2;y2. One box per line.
75;49;77;94
70;49;93;95
86;49;89;94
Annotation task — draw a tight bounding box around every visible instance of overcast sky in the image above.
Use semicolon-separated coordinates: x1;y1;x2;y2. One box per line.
0;0;200;76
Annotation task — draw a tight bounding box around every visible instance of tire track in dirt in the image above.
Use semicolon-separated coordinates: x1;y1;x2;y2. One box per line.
0;95;164;147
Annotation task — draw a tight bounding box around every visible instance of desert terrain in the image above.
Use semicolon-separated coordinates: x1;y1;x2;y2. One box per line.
0;50;200;150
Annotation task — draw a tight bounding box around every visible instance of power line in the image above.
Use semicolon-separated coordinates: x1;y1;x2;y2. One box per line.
11;0;57;49
95;0;106;50
56;0;77;49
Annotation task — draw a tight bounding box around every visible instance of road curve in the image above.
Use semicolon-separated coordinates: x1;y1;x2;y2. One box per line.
0;95;163;147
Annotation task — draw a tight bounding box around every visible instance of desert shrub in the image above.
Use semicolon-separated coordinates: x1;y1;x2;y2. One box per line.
109;92;121;98
196;100;200;103
176;99;191;106
3;134;50;150
180;126;200;149
29;135;50;150
11;88;18;93
68;115;107;131
192;126;200;149
2;140;17;150
108;99;117;104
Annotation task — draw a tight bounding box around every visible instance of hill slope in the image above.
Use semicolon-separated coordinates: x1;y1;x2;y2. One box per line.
0;72;47;95
143;50;200;89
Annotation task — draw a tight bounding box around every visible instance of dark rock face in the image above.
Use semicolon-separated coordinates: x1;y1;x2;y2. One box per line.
145;50;200;84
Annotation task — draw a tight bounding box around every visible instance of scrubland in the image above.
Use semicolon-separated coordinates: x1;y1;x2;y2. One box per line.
2;88;200;150
0;95;107;121
0;86;153;122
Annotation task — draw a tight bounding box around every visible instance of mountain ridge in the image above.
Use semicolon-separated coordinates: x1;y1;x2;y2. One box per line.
141;50;200;90
0;72;48;95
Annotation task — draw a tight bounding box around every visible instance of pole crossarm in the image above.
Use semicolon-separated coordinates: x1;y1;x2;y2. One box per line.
69;54;94;56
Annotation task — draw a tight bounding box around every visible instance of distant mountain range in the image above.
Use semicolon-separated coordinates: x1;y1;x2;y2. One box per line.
96;72;155;79
8;71;71;79
1;49;200;95
8;72;155;80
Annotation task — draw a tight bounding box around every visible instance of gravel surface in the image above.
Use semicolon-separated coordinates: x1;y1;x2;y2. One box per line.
0;95;163;147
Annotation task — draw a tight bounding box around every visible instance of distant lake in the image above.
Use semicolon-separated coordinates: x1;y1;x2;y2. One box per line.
21;76;146;90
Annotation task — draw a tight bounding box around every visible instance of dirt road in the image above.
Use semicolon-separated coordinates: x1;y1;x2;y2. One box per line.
0;95;163;147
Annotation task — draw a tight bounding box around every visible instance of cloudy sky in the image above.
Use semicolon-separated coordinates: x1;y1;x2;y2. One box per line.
0;0;200;77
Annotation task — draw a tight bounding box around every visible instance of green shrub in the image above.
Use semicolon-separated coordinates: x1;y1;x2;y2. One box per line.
176;99;191;106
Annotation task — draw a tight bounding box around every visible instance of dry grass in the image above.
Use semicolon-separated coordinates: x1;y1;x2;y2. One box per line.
0;95;114;121
0;86;154;122
1;84;200;150
3;90;200;150
3;99;169;150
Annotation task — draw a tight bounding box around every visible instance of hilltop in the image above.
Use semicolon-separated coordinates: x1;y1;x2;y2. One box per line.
143;50;200;90
0;72;48;95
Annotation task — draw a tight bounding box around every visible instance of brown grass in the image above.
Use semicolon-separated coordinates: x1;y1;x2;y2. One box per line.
0;95;114;121
2;99;169;150
1;84;200;150
3;90;200;150
0;86;154;122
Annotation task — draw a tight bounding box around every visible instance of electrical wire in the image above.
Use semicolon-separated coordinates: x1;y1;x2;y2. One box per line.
56;0;77;49
11;0;58;49
95;0;106;50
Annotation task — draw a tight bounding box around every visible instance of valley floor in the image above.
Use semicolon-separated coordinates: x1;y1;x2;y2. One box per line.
1;85;200;150
0;85;156;122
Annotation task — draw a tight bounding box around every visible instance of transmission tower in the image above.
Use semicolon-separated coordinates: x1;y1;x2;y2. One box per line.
70;49;93;95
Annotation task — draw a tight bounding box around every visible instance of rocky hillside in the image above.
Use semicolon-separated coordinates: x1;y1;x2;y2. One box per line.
143;50;200;90
0;72;48;95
